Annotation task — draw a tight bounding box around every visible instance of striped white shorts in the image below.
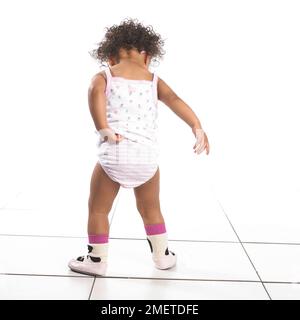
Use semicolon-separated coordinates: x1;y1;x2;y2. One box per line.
97;138;159;188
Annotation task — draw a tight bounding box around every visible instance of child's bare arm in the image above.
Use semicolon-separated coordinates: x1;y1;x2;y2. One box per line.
88;73;109;130
157;77;210;155
157;78;203;130
88;73;123;142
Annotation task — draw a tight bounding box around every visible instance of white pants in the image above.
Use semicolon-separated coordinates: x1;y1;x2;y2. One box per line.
97;138;159;188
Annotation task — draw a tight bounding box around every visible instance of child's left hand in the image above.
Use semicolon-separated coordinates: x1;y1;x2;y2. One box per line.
193;128;210;155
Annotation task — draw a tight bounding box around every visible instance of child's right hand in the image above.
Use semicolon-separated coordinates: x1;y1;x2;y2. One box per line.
95;127;124;143
192;128;210;155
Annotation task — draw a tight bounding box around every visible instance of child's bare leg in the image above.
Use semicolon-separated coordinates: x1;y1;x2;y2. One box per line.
68;162;120;276
88;162;120;235
133;167;164;225
134;167;176;269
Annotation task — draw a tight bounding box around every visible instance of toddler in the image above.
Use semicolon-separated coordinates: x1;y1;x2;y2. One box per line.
68;18;210;276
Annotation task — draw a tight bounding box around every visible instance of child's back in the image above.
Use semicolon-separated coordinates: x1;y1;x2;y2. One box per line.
100;58;155;81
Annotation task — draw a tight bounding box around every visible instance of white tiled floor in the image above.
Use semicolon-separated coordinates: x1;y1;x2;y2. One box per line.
0;275;94;300
110;186;237;241
102;239;259;281
213;174;300;244
264;283;300;300
0;172;299;300
0;190;119;237
0;235;88;276
243;243;300;283
91;278;269;300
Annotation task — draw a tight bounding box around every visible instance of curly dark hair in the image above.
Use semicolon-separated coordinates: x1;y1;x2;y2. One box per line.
89;18;165;67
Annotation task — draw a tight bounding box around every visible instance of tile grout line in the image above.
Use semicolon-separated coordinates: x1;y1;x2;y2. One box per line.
2;233;300;247
207;183;266;287
0;272;271;283
242;241;300;246
0;272;94;278
214;197;272;300
0;233;240;243
2;272;299;286
88;277;96;300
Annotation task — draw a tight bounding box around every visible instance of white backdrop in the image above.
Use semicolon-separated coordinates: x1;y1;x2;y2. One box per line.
0;0;299;243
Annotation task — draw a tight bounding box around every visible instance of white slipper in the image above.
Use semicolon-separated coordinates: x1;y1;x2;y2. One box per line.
152;247;177;270
68;254;107;276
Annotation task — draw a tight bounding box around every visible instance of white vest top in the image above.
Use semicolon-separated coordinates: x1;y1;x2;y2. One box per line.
103;67;159;147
